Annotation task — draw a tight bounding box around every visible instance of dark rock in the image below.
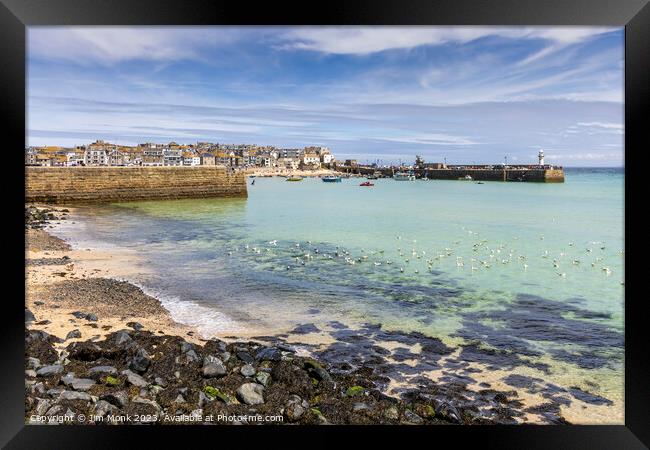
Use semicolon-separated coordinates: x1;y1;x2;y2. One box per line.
66;329;81;340
256;347;282;362
127;321;144;331
436;402;462;424
185;349;200;363
403;409;424;424
129;347;151;373
25;309;36;323
113;331;132;346
180;342;195;353
236;351;254;364
101;391;128;408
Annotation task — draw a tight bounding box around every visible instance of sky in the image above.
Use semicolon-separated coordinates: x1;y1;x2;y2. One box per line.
27;26;624;166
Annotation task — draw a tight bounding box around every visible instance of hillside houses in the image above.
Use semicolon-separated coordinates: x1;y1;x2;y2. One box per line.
25;140;337;169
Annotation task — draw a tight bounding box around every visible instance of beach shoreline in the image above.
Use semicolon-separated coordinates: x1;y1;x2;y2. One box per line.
24;204;623;425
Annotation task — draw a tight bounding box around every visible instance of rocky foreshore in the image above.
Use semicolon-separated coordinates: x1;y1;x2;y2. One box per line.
25;325;487;425
24;204;572;425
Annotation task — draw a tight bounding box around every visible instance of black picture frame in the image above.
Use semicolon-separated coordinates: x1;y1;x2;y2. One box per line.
3;0;647;447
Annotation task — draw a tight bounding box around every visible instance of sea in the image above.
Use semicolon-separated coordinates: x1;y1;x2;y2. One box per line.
50;167;625;421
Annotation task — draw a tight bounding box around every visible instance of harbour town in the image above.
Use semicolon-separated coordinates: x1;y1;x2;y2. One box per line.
25;140;564;201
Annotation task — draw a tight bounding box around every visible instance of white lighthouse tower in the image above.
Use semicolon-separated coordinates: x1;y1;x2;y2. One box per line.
538;149;545;166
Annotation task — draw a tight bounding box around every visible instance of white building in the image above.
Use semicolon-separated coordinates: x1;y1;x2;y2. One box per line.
84;147;108;166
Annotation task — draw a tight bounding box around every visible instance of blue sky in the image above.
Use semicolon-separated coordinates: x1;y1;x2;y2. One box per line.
27;26;624;166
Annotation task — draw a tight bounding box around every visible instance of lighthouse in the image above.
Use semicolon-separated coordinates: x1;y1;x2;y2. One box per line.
538;149;545;166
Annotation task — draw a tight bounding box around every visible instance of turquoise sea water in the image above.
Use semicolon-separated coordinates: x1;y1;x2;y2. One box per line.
54;167;624;408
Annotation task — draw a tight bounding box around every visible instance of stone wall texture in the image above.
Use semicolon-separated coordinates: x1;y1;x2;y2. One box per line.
26;166;248;203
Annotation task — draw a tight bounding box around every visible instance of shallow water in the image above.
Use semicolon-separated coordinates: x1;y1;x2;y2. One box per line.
52;167;624;419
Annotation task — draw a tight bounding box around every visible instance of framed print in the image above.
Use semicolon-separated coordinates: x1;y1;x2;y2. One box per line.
2;0;647;447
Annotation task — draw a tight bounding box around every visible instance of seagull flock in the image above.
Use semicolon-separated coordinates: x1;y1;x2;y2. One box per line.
223;227;623;285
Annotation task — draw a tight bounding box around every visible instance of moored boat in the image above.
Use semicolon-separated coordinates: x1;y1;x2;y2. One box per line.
393;172;415;181
286;176;303;182
459;174;473;181
322;175;342;183
360;181;374;186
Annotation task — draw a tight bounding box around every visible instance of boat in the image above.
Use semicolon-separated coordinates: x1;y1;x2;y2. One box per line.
459;174;473;181
360;181;374;187
286;176;303;182
393;172;415;181
366;175;378;180
322;175;342;183
476;181;484;185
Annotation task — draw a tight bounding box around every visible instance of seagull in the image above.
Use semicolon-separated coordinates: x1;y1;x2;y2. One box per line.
268;240;278;246
557;272;566;277
602;267;612;275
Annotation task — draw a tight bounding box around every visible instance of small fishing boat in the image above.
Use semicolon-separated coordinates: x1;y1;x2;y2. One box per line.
360;181;374;187
286;176;303;182
459;174;473;181
476;181;484;185
322;175;342;183
393;172;415;181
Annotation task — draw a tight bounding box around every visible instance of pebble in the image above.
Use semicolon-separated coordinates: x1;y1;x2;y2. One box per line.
285;395;309;421
236;383;265;405
59;390;92;402
121;369;149;388
255;371;271;387
240;364;256;377
88;365;117;375
36;365;63;377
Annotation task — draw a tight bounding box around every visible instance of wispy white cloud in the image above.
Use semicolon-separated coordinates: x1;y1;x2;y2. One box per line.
280;26;617;55
381;133;479;146
28;27;246;65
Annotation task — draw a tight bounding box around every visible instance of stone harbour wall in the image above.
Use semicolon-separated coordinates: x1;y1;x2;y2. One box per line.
26;166;248;204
